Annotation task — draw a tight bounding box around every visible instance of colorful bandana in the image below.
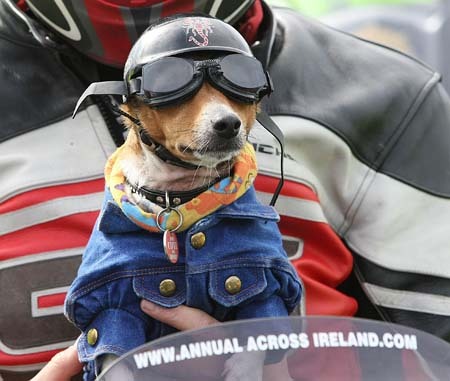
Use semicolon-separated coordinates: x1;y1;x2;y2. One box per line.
104;143;258;233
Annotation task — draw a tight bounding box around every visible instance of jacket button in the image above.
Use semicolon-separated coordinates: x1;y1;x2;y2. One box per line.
190;232;206;249
87;328;98;346
159;279;177;297
225;276;242;295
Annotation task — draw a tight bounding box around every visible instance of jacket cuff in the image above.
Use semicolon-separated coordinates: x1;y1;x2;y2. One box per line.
77;308;147;362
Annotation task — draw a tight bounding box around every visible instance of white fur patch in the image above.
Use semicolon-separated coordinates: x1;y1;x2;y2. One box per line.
192;102;245;167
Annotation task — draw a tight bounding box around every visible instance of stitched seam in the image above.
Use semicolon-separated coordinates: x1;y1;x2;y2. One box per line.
341;73;440;235
373;73;440;169
80;340;127;359
68;267;185;301
188;260;294;274
337;165;374;234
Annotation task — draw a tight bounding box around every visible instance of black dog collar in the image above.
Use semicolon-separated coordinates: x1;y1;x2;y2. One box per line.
126;178;222;207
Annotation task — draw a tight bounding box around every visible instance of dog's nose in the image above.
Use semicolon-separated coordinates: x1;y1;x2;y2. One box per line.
213;115;241;139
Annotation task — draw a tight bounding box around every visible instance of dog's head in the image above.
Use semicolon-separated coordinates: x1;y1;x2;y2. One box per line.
119;15;271;168
122;79;259;168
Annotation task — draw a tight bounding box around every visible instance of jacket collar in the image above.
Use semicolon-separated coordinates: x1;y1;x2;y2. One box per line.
252;0;277;70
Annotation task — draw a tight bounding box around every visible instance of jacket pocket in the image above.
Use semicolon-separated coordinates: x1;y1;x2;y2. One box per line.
208;266;267;307
133;271;186;308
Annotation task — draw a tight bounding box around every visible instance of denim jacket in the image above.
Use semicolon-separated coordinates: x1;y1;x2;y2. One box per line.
64;186;302;364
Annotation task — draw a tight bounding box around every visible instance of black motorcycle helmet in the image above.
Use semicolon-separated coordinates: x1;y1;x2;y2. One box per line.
14;0;256;67
124;15;274;106
74;14;272;111
73;14;284;205
124;14;253;81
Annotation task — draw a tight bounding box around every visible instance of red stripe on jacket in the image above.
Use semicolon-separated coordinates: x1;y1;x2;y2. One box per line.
0;212;99;260
0;350;62;367
0;179;104;214
257;174;357;316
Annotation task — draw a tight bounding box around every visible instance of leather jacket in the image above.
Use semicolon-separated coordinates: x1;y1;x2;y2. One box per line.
1;1;450;379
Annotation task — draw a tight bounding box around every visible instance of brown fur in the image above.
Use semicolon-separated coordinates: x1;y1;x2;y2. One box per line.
116;82;259;206
121;83;257;164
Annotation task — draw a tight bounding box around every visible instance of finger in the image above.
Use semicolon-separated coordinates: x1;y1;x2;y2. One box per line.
31;344;82;381
141;300;218;331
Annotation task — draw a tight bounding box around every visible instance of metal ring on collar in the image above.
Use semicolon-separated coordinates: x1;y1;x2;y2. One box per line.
156;206;183;232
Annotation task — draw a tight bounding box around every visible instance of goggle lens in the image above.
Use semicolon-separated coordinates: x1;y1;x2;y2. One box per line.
142;57;194;94
219;54;267;90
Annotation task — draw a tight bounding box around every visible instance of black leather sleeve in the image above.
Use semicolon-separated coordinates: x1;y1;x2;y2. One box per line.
0;2;85;143
264;8;450;196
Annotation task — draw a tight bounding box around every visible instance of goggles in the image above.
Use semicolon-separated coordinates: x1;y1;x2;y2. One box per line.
127;54;273;107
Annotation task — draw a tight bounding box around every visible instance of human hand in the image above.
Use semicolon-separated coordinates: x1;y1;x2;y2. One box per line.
30;343;82;381
30;302;216;381
140;301;293;381
31;302;285;381
140;299;218;330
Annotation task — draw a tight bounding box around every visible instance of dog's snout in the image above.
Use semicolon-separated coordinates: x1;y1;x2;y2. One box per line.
213;114;241;139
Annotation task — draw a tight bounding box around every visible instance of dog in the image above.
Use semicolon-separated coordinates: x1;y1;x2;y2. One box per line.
97;69;263;381
66;15;302;381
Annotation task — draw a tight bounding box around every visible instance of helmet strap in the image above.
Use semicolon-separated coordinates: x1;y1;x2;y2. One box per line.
113;107;199;170
256;111;285;206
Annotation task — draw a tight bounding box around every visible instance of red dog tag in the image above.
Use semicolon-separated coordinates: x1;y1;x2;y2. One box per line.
163;230;179;264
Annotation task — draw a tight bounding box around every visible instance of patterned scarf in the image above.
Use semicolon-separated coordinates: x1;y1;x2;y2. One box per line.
104;143;257;233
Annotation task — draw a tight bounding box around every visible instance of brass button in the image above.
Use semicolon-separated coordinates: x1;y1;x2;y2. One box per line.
159;279;177;297
190;232;206;249
225;276;242;295
87;328;98;346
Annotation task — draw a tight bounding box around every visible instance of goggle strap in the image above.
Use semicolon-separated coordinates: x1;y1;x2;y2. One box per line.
112;106;142;128
256;111;285;206
266;71;274;95
72;81;127;118
128;78;142;95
